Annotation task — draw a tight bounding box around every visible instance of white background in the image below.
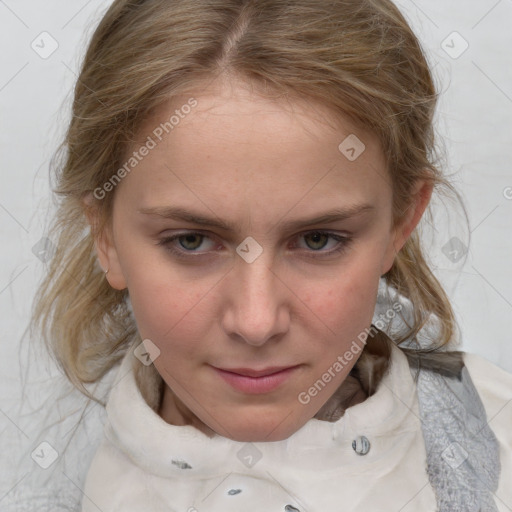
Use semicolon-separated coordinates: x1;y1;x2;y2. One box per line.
0;0;511;504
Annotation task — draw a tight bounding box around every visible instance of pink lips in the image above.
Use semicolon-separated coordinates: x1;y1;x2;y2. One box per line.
212;365;300;394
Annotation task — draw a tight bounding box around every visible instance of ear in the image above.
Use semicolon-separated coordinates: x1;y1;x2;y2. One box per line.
82;192;127;290
380;177;434;276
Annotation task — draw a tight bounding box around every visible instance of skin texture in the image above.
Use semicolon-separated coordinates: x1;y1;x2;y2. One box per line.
85;76;433;442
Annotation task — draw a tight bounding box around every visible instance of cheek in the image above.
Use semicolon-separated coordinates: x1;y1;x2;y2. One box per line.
117;238;207;332
127;270;211;346
299;268;380;343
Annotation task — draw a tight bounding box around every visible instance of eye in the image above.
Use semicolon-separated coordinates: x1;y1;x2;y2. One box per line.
293;231;352;258
157;232;215;259
157;230;352;259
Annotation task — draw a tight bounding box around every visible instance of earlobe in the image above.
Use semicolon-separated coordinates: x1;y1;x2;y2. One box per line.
396;178;434;249
81;193;128;290
95;227;127;290
380;178;434;275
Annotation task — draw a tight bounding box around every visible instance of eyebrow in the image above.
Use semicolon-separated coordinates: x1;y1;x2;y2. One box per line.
138;203;375;232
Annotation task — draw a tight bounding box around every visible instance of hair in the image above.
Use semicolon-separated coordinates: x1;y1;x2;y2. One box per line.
29;0;470;406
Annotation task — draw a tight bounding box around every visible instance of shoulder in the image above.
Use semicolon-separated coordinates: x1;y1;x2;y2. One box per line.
463;352;512;510
462;352;512;415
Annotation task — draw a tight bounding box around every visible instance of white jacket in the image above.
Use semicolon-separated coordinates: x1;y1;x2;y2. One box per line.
80;332;512;511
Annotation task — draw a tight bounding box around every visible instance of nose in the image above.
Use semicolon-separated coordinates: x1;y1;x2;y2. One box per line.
222;250;290;347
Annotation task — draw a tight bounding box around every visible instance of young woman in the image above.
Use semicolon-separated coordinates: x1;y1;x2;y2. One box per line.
25;0;512;510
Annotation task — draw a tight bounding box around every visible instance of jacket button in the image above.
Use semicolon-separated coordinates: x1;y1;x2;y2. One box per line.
352;435;370;455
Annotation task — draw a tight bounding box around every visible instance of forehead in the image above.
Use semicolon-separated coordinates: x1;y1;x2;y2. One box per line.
115;79;391;219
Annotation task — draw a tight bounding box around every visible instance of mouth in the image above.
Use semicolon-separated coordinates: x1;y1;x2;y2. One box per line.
214;365;299;377
211;365;301;394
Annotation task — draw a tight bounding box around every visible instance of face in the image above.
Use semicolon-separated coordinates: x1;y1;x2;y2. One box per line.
90;76;430;442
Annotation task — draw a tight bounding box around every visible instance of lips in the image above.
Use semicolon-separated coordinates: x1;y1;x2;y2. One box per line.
212;365;300;394
214;366;298;377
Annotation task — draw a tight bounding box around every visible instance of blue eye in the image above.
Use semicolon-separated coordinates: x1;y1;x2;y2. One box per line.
157;230;352;260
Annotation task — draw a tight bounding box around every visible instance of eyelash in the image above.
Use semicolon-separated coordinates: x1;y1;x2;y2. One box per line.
156;230;353;260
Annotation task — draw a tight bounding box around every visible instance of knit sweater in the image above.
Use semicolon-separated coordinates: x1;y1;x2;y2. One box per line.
80;331;512;511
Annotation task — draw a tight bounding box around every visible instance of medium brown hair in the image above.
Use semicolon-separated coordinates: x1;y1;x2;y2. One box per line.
30;0;469;405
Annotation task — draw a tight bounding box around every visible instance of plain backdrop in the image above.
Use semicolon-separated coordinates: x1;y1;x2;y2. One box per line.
0;0;511;503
